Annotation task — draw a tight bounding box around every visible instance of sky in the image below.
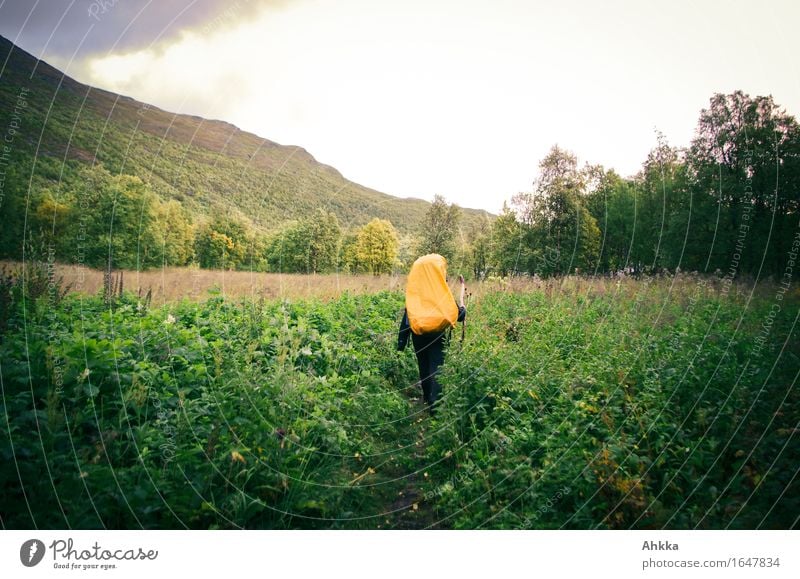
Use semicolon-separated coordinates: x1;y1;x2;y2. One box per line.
1;0;799;213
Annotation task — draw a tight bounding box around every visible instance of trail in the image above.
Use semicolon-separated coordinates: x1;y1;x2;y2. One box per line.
375;385;441;530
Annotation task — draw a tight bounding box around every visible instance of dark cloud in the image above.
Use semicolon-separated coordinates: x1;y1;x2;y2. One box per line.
0;0;288;59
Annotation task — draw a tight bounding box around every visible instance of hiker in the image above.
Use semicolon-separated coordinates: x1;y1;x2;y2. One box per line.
397;254;467;414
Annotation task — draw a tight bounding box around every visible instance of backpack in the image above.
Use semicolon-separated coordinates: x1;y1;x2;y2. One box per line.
405;254;458;335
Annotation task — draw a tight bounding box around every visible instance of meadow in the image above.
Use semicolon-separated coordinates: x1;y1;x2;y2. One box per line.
1;266;797;529
0;261;405;304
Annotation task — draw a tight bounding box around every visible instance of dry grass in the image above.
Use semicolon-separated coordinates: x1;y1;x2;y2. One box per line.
0;261;405;305
472;272;790;306
4;261;791;307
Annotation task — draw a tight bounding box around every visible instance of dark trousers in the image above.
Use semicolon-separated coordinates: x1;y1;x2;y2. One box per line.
411;330;448;408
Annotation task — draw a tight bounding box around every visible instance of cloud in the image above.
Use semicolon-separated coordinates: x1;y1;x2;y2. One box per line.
3;0;799;214
77;26;260;120
0;0;291;59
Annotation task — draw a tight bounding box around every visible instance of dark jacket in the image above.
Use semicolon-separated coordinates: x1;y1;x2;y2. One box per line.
398;305;466;351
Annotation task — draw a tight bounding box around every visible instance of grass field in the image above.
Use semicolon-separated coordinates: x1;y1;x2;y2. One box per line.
0;261;406;304
1;269;798;529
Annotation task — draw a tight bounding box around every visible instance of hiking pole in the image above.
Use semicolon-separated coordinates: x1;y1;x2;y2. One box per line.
458;275;468;344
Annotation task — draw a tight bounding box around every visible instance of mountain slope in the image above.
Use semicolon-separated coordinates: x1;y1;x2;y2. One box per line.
0;35;489;236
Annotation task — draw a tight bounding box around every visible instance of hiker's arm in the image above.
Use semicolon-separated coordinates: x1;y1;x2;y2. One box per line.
397;309;410;351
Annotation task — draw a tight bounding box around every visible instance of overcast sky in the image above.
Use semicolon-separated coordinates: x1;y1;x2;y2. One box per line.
1;0;798;213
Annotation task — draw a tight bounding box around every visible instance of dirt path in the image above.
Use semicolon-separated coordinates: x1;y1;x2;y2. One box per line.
377;390;442;530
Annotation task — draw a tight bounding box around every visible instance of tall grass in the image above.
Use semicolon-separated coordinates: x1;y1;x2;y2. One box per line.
0;261;405;304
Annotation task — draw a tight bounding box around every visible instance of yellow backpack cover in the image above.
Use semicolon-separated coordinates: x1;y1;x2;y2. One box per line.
406;254;458;335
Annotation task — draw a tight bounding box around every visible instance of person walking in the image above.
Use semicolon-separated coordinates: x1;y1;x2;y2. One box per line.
398;254;467;414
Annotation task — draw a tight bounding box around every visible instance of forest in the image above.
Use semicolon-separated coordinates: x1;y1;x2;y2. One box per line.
2;91;798;283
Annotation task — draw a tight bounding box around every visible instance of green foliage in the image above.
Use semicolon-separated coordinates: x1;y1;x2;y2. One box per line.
395;233;418;272
307;209;342;274
507;146;601;276
23;163;197;270
585;169;637;272
351;218;399;275
485;93;800;279
31;190;72;257
450;214;492;280
195;213;252;270
264;209;342;273
416;194;462;262
150;199;195;267
684;92;800;274
2;275;796;529
490;203;525;277
424;278;799;529
1;281;417;529
69;165;159;270
265;220;312;273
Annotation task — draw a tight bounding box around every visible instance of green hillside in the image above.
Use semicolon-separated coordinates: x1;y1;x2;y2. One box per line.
0;35;488;243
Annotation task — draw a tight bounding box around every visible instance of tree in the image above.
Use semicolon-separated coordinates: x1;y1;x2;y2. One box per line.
0;157;31;261
195;228;236;270
585;169;638;272
395;233;419;273
339;232;360;274
353;218;399;275
264;220;310;273
638;135;691;272
489;203;525;277
63;164;158;270
455;213;492;279
195;213;249;270
31;188;72;259
147;199;194;267
537;145;583;192
243;232;270;272
416;194;461;261
511;145;601;276
306;209;342;273
264;210;341;273
686;91;800;275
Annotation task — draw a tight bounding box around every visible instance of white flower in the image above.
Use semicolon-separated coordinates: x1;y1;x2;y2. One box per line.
165;313;176;325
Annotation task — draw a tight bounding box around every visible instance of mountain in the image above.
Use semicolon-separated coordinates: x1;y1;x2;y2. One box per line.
0;35;490;238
